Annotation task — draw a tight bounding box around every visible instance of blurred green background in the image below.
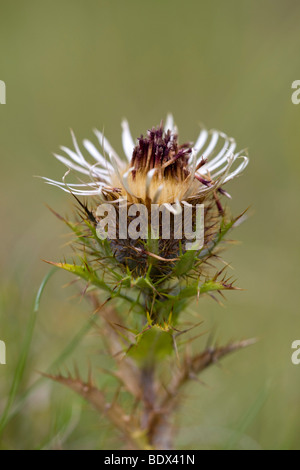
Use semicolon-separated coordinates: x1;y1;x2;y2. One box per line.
0;0;300;450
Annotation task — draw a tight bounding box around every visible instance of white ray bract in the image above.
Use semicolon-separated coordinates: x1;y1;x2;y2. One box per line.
43;114;248;198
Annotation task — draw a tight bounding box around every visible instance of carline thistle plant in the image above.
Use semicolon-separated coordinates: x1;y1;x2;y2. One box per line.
42;115;254;450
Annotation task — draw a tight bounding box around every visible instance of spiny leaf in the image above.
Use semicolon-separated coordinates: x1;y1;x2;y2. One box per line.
189;338;258;375
163;338;258;411
164;279;238;302
44;261;112;293
44;261;144;312
42;373;107;411
172;250;197;277
43;372;143;447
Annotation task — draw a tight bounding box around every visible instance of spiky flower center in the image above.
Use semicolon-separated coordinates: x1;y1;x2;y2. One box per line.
132;123;192;180
113;123;202;204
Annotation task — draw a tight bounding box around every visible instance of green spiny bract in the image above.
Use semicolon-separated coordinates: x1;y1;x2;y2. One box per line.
48;199;246;327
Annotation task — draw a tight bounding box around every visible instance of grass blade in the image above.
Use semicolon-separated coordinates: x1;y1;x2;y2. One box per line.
0;267;57;436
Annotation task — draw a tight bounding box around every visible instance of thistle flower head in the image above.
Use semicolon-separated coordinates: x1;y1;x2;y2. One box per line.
43;115;249;316
43;114;248;208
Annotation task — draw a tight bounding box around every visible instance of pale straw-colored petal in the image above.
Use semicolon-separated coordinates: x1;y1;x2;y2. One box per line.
70;129;88;164
152;184;164;204
83;139;114;171
211;149;247;179
93;128;125;167
194;128;209;156
122;167;136;197
43;178;104;195
202;136;237;174
223;154;249;183
164;200;182;215
145;168;157;200
54;153;110;182
196;129;219;165
164;113;174;133
54;153;92;176
121;119;135;161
